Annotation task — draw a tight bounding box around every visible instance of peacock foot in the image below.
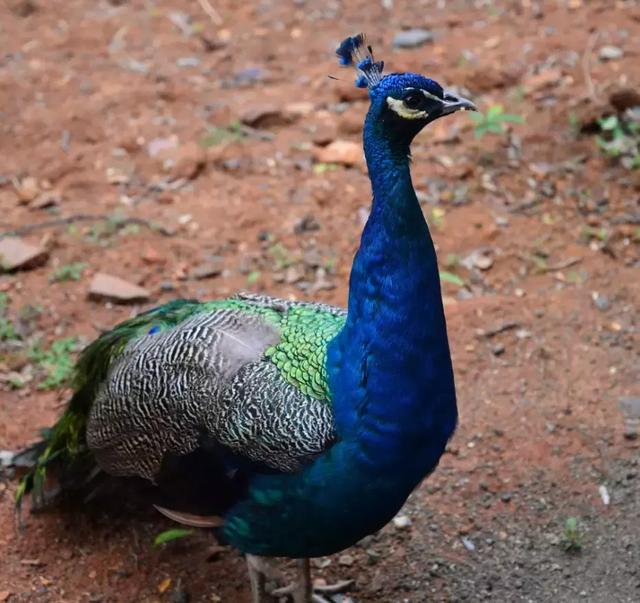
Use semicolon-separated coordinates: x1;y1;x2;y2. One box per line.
272;578;355;603
246;555;354;603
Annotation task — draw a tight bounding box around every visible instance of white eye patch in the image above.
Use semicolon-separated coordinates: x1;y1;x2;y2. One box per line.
386;89;442;120
386;96;430;120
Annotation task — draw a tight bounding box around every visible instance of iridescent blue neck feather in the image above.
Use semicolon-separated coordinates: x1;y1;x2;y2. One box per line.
224;101;457;558
330;109;457;460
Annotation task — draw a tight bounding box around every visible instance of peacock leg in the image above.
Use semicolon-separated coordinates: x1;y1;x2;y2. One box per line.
271;558;354;603
246;554;278;603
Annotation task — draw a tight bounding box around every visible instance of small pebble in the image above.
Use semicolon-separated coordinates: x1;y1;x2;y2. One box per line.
393;28;434;48
338;554;355;567
491;343;506;356
176;57;200;68
461;536;476;551
598;45;624;60
392;515;413;529
591;292;610;311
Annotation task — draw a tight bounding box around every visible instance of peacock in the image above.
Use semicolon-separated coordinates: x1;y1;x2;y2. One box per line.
16;34;476;603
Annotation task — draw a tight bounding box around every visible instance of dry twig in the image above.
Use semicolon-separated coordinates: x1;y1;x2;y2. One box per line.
582;32;602;104
197;0;223;25
0;214;175;240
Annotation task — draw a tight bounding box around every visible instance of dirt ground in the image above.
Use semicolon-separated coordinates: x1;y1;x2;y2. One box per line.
1;0;639;601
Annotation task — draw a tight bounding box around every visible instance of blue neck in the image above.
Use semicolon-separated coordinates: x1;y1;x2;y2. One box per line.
224;112;458;558
328;112;457;474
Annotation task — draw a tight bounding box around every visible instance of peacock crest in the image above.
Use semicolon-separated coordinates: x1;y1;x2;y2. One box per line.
336;33;384;89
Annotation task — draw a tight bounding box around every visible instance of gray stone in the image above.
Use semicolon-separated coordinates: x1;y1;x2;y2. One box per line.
393;29;434;49
189;258;223;280
176;57;200;68
619;397;640;440
591;292;610;311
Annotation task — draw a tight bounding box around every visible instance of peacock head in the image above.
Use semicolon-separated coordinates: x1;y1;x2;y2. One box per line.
336;34;476;144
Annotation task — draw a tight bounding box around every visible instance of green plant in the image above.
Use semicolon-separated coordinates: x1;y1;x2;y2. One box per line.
7;373;26;389
50;262;86;283
469;104;524;138
200;121;246;147
562;516;583;552
313;162;339;175
153;528;194;547
246;270;261;287
596;115;640;169
429;207;446;229
268;243;294;270
86;216;120;244
0;293;19;342
580;225;609;243
439;270;465;287
29;337;79;390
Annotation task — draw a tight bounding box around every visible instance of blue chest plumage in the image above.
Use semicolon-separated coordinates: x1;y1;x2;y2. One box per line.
223;112;457;558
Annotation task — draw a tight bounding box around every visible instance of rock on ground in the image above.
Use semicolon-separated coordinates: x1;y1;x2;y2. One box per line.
0;237;49;271
88;273;150;303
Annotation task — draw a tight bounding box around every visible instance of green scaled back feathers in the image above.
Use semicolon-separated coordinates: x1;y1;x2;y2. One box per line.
265;306;343;400
16;297;345;510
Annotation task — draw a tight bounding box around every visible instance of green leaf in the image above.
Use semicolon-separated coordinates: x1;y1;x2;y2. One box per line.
598;115;619;131
246;270;261;286
28;336;79;390
313;162;339;175
200;121;246;147
499;113;525;124
50;262;86;283
439;270;465;287
153;528;194;547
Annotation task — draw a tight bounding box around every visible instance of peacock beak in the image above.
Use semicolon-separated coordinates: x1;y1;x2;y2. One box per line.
441;91;477;115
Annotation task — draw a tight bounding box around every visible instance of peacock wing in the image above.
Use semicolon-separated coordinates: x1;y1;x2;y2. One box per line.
84;294;345;481
17;295;346;510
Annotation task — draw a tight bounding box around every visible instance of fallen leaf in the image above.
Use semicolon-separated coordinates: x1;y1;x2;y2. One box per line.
158;578;172;594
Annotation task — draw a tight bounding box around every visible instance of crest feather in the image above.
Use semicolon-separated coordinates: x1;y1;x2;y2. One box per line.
336;34;384;89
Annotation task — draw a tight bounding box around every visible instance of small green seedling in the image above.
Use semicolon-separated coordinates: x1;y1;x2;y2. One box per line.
596;115;640;169
439;271;465;287
580;225;609;244
246;270;261;287
268;243;294;270
29;337;79;390
153;528;194;547
50;262;86;283
200;121;247;147
469;104;524;138
313;162;339;175
0;293;19;342
562;516;582;552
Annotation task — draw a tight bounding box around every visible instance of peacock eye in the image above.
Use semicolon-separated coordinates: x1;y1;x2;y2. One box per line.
403;92;423;109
